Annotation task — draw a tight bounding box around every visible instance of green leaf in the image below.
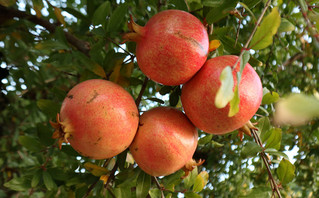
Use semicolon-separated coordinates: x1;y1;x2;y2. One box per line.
277;158;295;185
4;177;31;191
42;171;57;191
239;186;271;198
262;128;282;150
250;7;281;50
169;90;179;107
241;141;263;158
240;51;250;74
149;188;162;198
228;85;240;117
185;191;202;198
257;117;271;134
193;171;209;192
31;170;42;188
37;99;60;118
74;51;107;78
136;171;151;198
37;123;55;146
202;0;223;7
92;1;111;26
18;135;43;152
159;86;173;95
298;0;308;12
170;0;188;11
163;170;184;192
215;66;234;108
183;166;198;189
117;150;128;171
114;187;131;198
205;0;239;24
198;134;213;145
264;148;289;160
146;97;165;104
107;3;129;32
262;92;280;105
278;18;295;33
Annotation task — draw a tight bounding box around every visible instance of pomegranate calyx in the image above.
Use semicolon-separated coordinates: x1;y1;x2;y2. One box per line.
50;113;71;149
122;15;146;43
237;121;258;141
182;159;205;178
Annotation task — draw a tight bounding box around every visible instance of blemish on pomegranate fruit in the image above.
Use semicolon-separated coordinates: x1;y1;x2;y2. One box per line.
174;31;204;52
87;90;98;104
67;95;73;99
134;147;138;151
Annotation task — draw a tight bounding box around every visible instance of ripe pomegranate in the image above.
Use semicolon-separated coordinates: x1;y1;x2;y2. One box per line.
129;107;198;176
123;10;209;86
181;55;263;135
51;79;139;159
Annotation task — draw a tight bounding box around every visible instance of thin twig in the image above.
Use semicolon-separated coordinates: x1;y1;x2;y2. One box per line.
232;0;272;69
104;164;118;188
135;77;149;107
0;5;90;56
106;37;135;58
83;179;100;198
153;176;165;198
298;1;319;44
251;129;282;198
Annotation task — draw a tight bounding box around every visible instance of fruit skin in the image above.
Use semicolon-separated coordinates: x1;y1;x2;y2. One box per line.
181;55;263;135
58;79;139;159
124;9;209;86
130;107;198;176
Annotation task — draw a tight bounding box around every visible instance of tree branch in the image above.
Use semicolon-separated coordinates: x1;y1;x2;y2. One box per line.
0;5;90;56
232;0;272;69
135;77;149;108
251;129;282;198
153;176;165;198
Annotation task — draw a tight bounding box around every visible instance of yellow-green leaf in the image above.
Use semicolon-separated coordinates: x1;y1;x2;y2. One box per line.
209;40;221;51
192;171;209;192
0;0;16;7
228;85;240;117
215;66;234;108
278;18;295;33
250;7;281;50
277;158;295;185
84;162;109;177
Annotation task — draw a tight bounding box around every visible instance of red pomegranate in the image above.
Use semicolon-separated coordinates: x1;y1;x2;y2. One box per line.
51;79;139;159
129;107;198;176
181;55;263;135
123;9;209;86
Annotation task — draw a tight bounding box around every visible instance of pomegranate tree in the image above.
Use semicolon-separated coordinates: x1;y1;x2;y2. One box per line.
129;107;198;176
181;55;263;135
51;79;139;159
123;9;209;86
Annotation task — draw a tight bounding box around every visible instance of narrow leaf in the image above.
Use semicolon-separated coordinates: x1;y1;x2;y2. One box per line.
136;171;151;198
215;66;234;108
84;162;109;177
149;189;162;198
228;85;240;117
277;158;295;185
92;1;111;26
263;128;282;150
264;148;289;160
257;117;271;134
250;7;281;50
43;171;57;191
31;170;42;188
4;177;30;191
37;99;60;118
183;166;198;189
107;4;128;32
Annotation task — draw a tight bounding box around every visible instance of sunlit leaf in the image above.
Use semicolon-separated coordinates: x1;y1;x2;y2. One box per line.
84;162;109;177
193;171;209;192
228;85;240;117
183;166;198;189
209;40;221;51
278;18;295;33
250;7;281;50
215;66;234;108
262;92;280;105
277;158;295;185
4;177;30;191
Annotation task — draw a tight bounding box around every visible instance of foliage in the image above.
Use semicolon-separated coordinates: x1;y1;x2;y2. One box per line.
0;0;319;197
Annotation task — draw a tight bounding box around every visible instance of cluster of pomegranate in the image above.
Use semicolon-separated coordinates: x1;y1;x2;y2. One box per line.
51;10;262;177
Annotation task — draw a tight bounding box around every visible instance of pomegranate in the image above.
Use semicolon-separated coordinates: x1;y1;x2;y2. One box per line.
181;55;263;135
129;107;198;176
51;79;139;159
123;10;209;86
